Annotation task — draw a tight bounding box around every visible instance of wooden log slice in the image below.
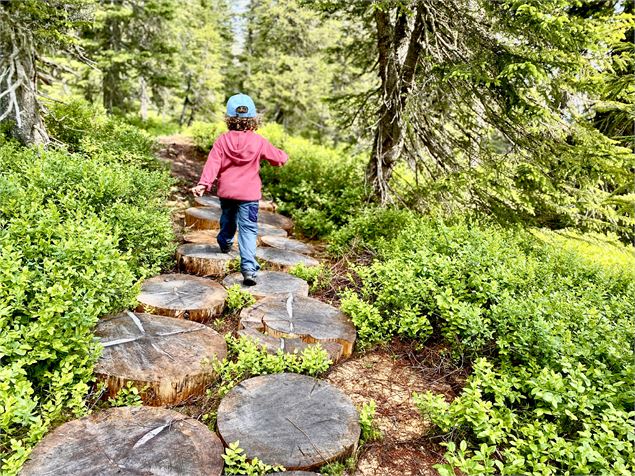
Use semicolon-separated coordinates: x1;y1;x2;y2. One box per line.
184;207;222;230
241;296;356;358
176;244;238;277
183;229;219;244
194;195;221;209
223;271;309;300
259;210;294;231
95;312;227;405
194;195;277;212
238;327;343;362
137;274;227;322
20;406;224;476
217;373;360;470
261;235;316;255
256;247;319;272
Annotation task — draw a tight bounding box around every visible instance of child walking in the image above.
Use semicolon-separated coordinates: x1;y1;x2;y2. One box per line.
191;94;288;285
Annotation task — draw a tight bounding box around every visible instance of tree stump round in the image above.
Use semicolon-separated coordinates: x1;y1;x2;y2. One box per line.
183;229;220;244
176;244;238;277
261;236;316;255
194;195;221;209
20;406;224;476
223;271;309;300
238;327;343;362
137;274;227;321
217;373;360;470
256;248;319;271
95;312;227;405
259;210;294;231
184;207;222;230
240;295;355;358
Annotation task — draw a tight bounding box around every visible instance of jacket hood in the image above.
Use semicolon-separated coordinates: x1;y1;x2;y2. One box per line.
220;131;259;164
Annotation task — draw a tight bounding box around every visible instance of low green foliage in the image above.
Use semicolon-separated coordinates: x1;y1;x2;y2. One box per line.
225;284;256;312
0;103;175;473
223;441;285;475
208;335;332;397
359;399;382;444
107;382;144;408
290;263;332;292
183;120;227;150
338;214;635;474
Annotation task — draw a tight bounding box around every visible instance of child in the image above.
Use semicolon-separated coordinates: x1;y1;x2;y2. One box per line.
191;93;288;285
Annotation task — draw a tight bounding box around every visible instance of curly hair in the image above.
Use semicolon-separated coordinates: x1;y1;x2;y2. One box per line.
225;115;260;131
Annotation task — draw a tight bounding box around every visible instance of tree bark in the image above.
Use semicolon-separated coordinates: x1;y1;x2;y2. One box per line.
139;75;149;121
0;22;48;145
366;5;426;203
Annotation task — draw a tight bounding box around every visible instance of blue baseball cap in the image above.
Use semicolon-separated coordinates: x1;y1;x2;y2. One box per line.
226;93;257;118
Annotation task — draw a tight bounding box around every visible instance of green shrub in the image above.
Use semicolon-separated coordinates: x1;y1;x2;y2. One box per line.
359;400;382;444
107;382;144;408
339;216;635;474
1;104;175;473
222;441;284;475
183;120;227;150
225;284;256;312
289;263;332;292
208;335;332;397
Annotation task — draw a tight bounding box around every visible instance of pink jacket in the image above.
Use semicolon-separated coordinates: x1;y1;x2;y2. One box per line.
198;130;288;201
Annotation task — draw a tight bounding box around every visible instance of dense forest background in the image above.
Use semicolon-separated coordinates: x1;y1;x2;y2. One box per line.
1;1;634;475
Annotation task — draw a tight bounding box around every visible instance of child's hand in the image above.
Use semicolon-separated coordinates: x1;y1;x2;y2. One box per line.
191;185;206;197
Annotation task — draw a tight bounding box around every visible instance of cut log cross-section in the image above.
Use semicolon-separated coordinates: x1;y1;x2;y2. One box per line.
256;247;319;272
176;244;237;277
95;312;227;405
20;406;225;476
137;274;227;321
261;235;316;255
217;373;360;470
184;207;222;230
194;195;277;212
223;271;309;300
240;295;356;359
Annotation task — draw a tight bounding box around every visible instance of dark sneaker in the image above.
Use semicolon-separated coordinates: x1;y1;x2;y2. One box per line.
219;244;232;253
242;273;257;286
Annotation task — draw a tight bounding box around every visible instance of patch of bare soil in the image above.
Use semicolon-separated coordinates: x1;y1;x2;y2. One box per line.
326;343;468;476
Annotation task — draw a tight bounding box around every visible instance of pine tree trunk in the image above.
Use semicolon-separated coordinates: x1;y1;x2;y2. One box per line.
0;24;48;145
139;76;149;121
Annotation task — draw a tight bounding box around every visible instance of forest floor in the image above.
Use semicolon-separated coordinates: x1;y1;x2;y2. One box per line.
156;135;469;476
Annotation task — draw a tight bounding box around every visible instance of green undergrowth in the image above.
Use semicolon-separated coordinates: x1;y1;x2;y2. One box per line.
335;208;635;475
183;121;366;238
0;100;175;473
207;334;332;398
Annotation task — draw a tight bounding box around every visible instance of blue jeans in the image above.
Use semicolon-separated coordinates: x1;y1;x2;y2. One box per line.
217;198;260;275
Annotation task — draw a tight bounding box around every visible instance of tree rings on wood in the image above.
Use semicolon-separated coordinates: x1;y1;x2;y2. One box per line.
240;295;355;359
176;244;237;277
259;210;294;231
95;312;226;405
223;271;309;300
184;207;221;230
261;235;315;255
183;229;219;244
256;247;319;271
217;373;360;470
20;406;224;476
136;274;227;321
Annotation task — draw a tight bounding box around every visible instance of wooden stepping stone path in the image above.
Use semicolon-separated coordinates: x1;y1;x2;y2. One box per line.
238;327;343;362
223;271;309;300
217;373;360;470
20;406;224;476
261;235;316;255
176;243;238;277
194;195;277;212
256;247;319;271
183;228;285;246
95;312;226;405
240;295;356;359
137;274;227;321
